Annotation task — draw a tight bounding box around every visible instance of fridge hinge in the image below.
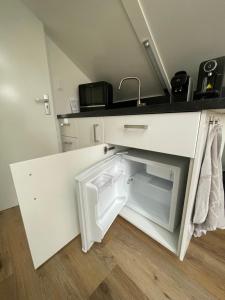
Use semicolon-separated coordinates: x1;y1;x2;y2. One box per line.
104;146;115;154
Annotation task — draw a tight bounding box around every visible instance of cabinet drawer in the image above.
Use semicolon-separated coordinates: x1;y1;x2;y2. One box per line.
59;118;78;138
104;112;201;158
62;136;79;152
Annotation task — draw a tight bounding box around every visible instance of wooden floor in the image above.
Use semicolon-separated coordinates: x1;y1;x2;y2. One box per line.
0;207;225;300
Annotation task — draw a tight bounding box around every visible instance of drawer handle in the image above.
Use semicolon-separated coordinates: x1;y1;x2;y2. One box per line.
124;124;148;129
93;124;100;142
63;141;72;145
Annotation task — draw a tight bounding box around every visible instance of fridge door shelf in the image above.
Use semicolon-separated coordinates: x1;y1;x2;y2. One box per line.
75;156;127;252
89;169;126;220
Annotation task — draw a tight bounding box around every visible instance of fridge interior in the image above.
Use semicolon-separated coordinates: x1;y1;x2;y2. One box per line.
123;159;173;229
76;148;189;254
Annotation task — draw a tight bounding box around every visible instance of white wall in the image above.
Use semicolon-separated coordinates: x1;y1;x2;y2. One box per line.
0;0;59;211
46;37;91;115
22;0;164;100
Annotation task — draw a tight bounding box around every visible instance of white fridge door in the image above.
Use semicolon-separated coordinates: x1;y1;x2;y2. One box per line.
10;144;115;269
75;155;127;252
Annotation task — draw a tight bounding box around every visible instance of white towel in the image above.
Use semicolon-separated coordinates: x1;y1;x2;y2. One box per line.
193;122;225;237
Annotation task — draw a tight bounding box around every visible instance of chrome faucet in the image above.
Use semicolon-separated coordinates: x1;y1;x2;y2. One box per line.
118;77;145;107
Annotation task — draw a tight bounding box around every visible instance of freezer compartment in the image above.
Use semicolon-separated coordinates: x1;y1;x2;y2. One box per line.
146;163;174;181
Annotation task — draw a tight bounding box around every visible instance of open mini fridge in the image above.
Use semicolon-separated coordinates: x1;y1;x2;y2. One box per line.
75;149;188;253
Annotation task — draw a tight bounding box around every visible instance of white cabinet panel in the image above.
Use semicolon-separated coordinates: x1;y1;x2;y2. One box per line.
10;144;114;269
59;118;79;137
104;112;201;158
77;117;104;148
61;136;79;152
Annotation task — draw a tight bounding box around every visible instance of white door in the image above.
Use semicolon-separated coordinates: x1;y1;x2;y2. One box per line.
10;144;116;269
75;155;128;252
0;0;59;211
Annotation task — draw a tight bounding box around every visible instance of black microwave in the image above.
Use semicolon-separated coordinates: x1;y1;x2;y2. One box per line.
79;81;113;111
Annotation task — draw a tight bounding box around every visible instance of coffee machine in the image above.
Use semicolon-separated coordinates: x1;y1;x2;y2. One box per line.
195;56;225;99
170;71;193;102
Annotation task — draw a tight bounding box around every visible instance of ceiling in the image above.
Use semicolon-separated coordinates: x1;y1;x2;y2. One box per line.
22;0;163;101
22;0;225;99
140;0;225;88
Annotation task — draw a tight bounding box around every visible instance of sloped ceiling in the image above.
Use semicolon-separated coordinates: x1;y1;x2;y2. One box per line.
140;0;225;89
22;0;225;99
22;0;164;101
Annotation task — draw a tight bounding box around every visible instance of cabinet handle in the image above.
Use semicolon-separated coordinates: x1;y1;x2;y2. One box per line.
124;124;148;129
93;124;100;142
63;141;72;145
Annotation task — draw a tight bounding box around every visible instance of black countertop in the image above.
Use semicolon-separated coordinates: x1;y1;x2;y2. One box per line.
57;97;225;119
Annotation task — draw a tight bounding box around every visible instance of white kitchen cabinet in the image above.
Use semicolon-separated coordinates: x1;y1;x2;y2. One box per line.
59;112;201;156
59;117;104;150
104;112;201;158
11;144;191;268
11;111;219;269
61;136;79;152
77;117;104;148
59;118;79;138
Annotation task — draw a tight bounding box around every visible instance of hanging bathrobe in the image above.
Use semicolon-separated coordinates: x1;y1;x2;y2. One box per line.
193;121;225;237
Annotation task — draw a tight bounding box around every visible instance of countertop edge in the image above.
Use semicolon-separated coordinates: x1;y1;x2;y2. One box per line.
57;98;225;119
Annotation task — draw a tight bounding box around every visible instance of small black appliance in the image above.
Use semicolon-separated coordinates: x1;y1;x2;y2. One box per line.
79;81;113;111
195;56;225;99
170;71;193;102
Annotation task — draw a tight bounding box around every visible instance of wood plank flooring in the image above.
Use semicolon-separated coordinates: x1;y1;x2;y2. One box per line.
0;206;225;300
